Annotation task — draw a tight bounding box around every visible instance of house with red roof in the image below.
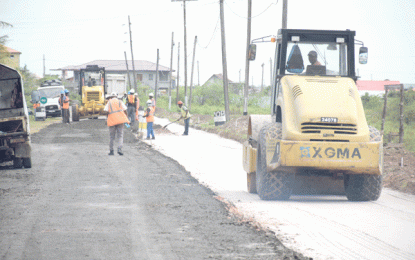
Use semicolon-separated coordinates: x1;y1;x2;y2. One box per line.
356;80;401;96
0;46;21;69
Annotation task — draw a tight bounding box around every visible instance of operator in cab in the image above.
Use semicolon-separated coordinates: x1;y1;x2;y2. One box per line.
308;51;322;66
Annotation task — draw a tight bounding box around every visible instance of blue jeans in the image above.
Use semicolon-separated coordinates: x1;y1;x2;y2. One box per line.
184;118;190;135
147;122;155;138
127;106;136;126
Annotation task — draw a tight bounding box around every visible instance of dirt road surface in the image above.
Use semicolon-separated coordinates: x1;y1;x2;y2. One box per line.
0;119;308;260
149;117;415;260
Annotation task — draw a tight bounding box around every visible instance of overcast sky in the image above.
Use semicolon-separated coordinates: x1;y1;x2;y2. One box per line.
2;0;415;86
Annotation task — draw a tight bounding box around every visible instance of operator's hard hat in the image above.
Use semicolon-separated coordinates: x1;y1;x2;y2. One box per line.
109;92;117;98
146;100;152;106
129;89;135;94
149;93;154;97
308;50;318;57
60;90;65;94
64;89;69;93
177;101;183;105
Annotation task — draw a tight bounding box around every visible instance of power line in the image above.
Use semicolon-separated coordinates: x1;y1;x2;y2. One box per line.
224;1;278;19
197;15;220;49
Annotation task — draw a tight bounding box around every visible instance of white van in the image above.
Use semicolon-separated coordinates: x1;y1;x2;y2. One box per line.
33;80;65;118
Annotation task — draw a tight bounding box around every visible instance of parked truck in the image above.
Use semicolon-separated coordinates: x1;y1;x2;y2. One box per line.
0;64;32;168
243;29;382;201
106;74;127;98
31;79;65;120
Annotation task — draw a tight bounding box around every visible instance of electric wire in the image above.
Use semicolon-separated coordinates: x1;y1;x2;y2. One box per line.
224;1;279;19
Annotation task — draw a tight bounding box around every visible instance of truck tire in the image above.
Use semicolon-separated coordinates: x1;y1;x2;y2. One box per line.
256;123;293;200
344;126;382;201
72;105;80;122
13;158;23;168
247;173;257;193
23;158;32;168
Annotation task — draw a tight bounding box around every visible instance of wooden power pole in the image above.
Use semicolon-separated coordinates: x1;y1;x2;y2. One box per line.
261;63;264;91
189;35;197;111
243;0;252;115
124;51;131;89
176;42;180;104
155;49;159;101
282;0;288;29
169;32;174;110
220;0;230;122
128;15;137;93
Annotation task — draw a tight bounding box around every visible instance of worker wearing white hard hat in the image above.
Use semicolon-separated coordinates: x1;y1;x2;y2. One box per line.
125;89;139;128
149;93;156;109
104;91;129;155
143;99;155;140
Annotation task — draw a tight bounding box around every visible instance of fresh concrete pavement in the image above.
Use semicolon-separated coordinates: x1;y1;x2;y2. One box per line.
146;117;415;260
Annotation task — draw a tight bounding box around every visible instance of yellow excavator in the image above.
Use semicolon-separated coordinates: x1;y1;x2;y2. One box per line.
72;65;107;121
243;29;382;201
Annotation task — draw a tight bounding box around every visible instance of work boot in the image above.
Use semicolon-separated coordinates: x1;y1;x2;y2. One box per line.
152;136;155;139
146;137;150;140
108;150;114;156
118;148;123;156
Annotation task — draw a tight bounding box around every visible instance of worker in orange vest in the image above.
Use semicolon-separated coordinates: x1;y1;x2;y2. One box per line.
125;89;139;128
58;90;70;124
104;92;130;155
143;100;155;140
58;90;65;123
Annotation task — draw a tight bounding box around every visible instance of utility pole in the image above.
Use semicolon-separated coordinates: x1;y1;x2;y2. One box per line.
189;35;197;111
128;15;137;93
183;1;188;105
243;0;252;115
155;49;159;101
169;32;174;110
197;60;200;86
282;0;288;29
43;54;45;78
220;0;230;122
270;57;273;87
176;42;181;104
124;51;131;89
261;63;264;92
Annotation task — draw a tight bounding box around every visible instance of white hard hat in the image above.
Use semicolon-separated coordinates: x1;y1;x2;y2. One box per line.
146;99;152;106
129;89;135;94
110;92;117;98
149;93;154;97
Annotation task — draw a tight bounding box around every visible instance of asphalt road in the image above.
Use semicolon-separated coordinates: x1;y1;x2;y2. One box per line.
0;119;309;260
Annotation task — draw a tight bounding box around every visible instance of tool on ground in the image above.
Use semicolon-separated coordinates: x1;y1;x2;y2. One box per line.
162;118;181;129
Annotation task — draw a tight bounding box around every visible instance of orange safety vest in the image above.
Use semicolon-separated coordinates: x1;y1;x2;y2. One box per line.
107;98;130;126
127;94;136;105
33;103;40;109
146;107;155;123
62;96;70;109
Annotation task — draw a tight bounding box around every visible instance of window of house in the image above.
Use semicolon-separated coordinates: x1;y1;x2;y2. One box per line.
10;55;14;59
160;71;168;81
149;74;154;81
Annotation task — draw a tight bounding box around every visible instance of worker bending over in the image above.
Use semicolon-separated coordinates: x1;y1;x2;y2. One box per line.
177;101;191;136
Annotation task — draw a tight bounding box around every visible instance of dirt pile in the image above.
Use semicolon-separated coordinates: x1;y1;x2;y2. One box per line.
156;108;415;195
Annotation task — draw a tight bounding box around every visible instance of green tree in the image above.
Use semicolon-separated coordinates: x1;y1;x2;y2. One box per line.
0;21;13;64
